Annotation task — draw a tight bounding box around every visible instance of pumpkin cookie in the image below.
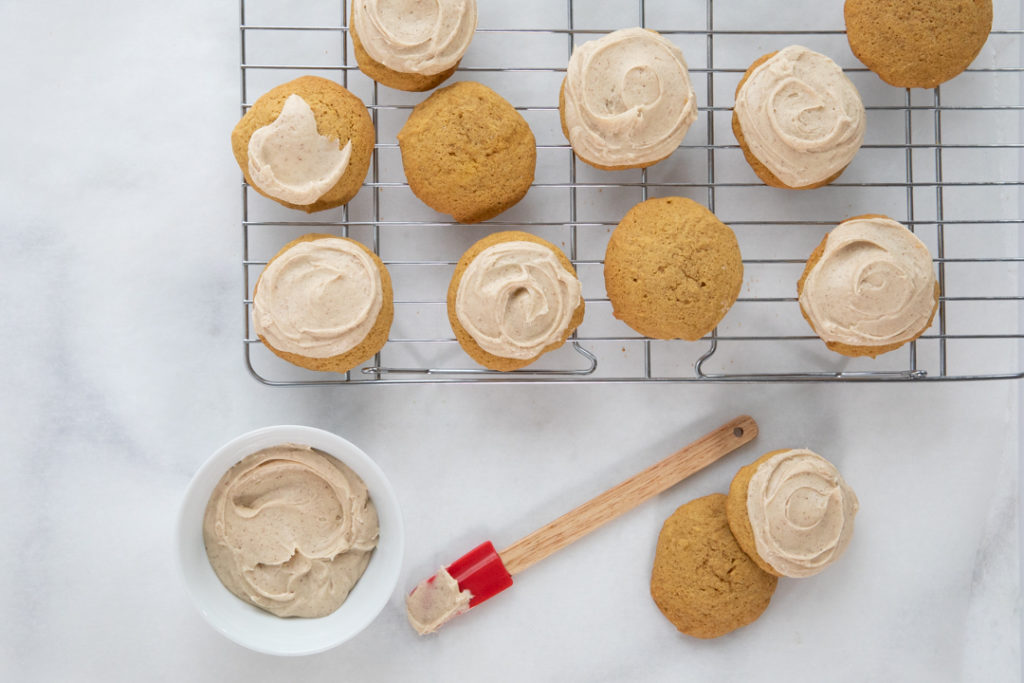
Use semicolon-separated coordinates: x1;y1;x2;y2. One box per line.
252;234;393;373
559;27;698;171
651;494;778;639
349;0;476;92
797;214;939;358
732;46;865;190
397;81;537;223
727;449;859;579
231;76;374;213
447;231;584;371
604;197;743;340
844;0;993;89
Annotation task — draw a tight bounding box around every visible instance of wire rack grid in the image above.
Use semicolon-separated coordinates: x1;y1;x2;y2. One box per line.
239;0;1024;384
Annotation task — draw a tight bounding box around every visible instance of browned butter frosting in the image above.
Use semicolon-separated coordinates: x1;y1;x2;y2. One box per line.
203;443;379;618
405;567;472;635
563;27;698;167
799;217;937;348
734;45;865;188
746;449;858;578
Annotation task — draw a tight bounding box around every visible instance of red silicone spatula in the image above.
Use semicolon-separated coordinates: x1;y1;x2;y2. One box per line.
406;415;758;634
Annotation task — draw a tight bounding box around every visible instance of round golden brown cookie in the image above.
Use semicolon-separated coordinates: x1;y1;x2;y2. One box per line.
731;52;845;191
557;80;674;172
604;197;743;340
726;450;790;577
447;231;584;371
231;76;374;213
397;81;536;224
844;0;993;89
796;213;940;358
253;234;393;373
651;493;778;639
350;21;458;92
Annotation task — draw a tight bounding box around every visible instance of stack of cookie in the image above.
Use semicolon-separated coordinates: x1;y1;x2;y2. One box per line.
651;449;858;638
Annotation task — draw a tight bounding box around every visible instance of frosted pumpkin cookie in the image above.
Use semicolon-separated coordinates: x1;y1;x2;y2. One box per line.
559;27;698;171
726;449;859;579
398;81;536;223
604;197;743;340
350;0;477;92
252;234;393;373
732;46;865;190
231;76;374;213
651;494;778;639
845;0;993;89
447;231;583;371
797;214;939;358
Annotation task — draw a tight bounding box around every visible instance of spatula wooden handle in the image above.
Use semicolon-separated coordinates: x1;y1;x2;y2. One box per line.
497;415;758;576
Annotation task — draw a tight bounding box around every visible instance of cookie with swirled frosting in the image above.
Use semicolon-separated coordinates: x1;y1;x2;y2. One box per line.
797;214;939;357
845;0;993;89
559;27;698;171
651;494;778;639
604;197;743;340
231;77;374;212
447;231;584;371
350;0;477;92
732;46;865;190
726;449;859;579
398;82;536;223
252;234;393;373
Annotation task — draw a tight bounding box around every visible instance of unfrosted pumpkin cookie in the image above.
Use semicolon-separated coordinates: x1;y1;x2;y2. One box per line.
231;76;374;213
252;234;393;373
349;0;477;92
447;231;584;371
732;46;865;190
726;449;859;579
651;494;778;639
559;27;698;171
397;81;536;223
604;197;743;340
844;0;993;89
797;214;939;358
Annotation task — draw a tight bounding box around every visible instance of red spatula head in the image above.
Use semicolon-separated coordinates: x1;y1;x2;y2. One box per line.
447;541;513;607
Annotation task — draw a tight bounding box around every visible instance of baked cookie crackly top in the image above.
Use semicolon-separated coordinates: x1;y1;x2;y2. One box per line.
844;0;993;89
651;493;778;639
397;81;536;224
604;197;743;341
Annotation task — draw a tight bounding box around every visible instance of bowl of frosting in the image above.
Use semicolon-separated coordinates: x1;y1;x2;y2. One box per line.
177;425;403;655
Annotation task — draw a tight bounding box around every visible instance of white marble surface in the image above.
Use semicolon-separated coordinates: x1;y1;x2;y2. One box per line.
0;0;1021;681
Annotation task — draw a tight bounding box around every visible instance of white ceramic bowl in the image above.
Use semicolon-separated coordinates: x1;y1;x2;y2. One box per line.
177;425;404;656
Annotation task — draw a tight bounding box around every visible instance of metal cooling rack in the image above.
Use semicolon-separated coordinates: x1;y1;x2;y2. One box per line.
239;0;1024;384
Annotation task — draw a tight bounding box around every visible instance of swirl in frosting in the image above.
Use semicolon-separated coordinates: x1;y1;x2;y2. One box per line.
203;443;379;618
253;237;383;358
746;449;858;578
455;241;581;360
248;94;352;205
799;216;937;348
734;45;865;188
351;0;477;76
562;27;698;168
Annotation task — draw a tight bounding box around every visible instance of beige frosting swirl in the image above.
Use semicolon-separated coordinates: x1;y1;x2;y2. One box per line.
455;241;581;360
746;449;858;578
800;217;937;347
247;94;352;205
253;237;383;358
563;27;698;167
734;45;865;187
405;567;472;635
351;0;477;76
203;443;379;618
